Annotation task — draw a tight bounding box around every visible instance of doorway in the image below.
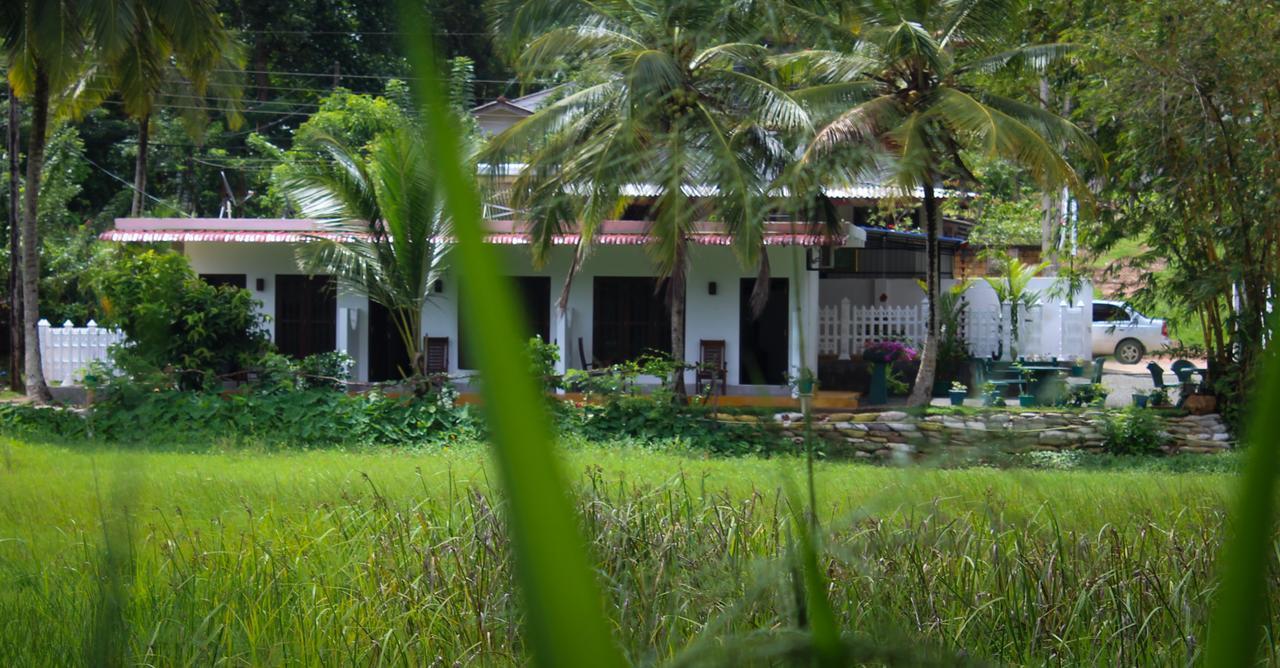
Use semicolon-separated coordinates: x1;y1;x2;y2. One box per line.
739;278;789;385
367;301;414;381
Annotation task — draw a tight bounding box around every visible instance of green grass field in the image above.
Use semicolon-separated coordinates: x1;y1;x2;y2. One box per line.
0;437;1260;665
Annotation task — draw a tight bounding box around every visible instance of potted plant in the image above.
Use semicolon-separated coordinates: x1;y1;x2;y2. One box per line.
949;381;967;406
1148;387;1170;408
982;381;1001;407
862;340;918;405
1132;393;1148;408
1069;357;1086;377
1015;363;1036;407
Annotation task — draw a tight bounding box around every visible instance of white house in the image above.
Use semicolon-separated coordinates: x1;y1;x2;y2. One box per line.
102;217;863;392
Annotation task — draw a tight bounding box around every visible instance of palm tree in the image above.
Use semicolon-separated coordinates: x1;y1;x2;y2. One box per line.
489;0;810;398
284;126;452;379
789;0;1097;405
62;0;245;216
0;0;99;402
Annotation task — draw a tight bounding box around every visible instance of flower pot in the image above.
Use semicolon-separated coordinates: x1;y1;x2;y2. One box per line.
867;362;888;405
1184;394;1217;415
1069;365;1084;378
1132;394;1148;408
949;390;966;406
984;391;1002;407
1018;394;1036;408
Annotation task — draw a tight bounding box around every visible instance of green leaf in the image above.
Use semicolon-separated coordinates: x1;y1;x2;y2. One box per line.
395;3;625;667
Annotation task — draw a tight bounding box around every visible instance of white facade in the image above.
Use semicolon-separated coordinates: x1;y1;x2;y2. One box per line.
183;241;820;390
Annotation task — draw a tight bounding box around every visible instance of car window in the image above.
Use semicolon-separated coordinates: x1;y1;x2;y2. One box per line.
1093;304;1131;323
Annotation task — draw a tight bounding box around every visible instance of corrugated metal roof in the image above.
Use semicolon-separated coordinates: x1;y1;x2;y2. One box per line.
103;219;850;247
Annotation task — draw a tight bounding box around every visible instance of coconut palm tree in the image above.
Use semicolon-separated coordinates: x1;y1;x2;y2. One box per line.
489;0;810;398
788;0;1097;405
0;0;100;402
284;126;453;379
111;2;244;216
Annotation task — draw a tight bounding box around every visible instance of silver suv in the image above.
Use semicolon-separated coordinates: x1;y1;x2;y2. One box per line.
1091;300;1170;364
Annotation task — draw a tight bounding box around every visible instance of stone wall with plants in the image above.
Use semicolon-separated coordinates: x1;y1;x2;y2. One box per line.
738;409;1234;459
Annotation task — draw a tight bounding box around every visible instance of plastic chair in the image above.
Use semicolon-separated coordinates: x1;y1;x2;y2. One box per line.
1146;362;1167;389
1090;357;1106;385
1171;359;1196;383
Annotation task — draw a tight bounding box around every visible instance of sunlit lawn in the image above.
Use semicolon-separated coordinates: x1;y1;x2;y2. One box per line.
0;437;1253;665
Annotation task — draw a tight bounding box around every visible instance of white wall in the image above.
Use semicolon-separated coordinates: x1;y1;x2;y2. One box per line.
185;242;371;379
184;241;820;388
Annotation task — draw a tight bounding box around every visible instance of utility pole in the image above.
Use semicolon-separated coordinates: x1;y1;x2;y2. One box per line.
6;84;23;393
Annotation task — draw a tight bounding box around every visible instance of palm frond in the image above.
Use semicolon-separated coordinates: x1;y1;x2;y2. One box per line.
955;43;1077;75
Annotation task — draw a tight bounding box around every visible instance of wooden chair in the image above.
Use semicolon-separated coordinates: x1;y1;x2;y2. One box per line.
696;339;727;397
424;337;449;375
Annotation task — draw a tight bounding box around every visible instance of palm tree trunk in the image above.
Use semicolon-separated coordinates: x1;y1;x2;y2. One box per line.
6;85;22;393
670;237;688;401
907;181;940;406
21;70;52;403
130;112;150;216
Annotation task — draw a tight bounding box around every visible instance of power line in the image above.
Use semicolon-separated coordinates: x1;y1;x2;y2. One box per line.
235;28;494;36
98;99;311;119
81;154;191;217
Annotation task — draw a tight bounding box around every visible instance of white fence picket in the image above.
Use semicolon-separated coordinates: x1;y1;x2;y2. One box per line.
37;319;125;386
816;300;1091;361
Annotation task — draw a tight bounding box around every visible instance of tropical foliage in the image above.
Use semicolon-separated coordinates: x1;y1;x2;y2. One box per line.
785;0;1097;405
285;125;453;379
488;0;812;397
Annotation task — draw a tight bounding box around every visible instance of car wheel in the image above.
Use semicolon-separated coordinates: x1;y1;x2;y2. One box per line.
1114;339;1145;364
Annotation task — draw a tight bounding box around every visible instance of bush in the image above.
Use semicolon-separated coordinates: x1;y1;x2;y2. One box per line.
0;386;471;448
1100;407;1166;455
88;249;270;389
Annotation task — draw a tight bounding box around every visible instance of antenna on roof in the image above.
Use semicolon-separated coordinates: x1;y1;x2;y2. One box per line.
217;171;256;219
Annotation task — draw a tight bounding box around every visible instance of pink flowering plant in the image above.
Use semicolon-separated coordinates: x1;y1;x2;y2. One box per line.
863;339;919;363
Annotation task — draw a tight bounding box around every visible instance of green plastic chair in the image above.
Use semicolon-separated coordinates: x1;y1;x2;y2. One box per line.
1146;362;1167;389
1090;357;1106;385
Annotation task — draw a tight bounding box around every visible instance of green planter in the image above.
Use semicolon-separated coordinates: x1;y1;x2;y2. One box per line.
1018;394;1036;408
984;391;1002;407
948;389;966;406
867;362;888;405
1069;365;1084;377
1132;394;1148;408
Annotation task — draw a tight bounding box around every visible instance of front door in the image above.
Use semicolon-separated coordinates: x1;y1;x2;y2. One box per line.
739;278;789;385
274;275;336;359
367;301;414;381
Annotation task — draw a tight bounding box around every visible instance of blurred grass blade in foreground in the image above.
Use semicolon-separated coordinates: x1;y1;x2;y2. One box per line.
1205;318;1280;666
394;2;625;666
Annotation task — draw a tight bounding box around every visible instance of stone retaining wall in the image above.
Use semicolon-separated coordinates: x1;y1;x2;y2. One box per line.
722;410;1234;460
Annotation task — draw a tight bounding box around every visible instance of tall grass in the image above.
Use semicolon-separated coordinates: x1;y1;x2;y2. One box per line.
0;441;1254;665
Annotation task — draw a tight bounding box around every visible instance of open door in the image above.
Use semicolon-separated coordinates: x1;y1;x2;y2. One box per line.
739;278;788;385
367;301;414;382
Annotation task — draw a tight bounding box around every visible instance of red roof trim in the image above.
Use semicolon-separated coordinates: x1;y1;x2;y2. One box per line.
103;218;845;247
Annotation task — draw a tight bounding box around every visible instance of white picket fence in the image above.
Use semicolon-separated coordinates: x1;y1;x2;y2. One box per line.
818;299;1089;361
38;319;124;386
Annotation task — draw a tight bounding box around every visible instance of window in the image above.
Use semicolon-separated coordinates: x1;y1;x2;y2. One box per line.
1092;303;1129;323
200;273;247;289
274;275;336;359
592;277;671;366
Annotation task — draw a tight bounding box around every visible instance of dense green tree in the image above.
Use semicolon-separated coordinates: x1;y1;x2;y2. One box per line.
490;0;809;397
1;0;102;401
786;0;1096;405
1074;0;1279;424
